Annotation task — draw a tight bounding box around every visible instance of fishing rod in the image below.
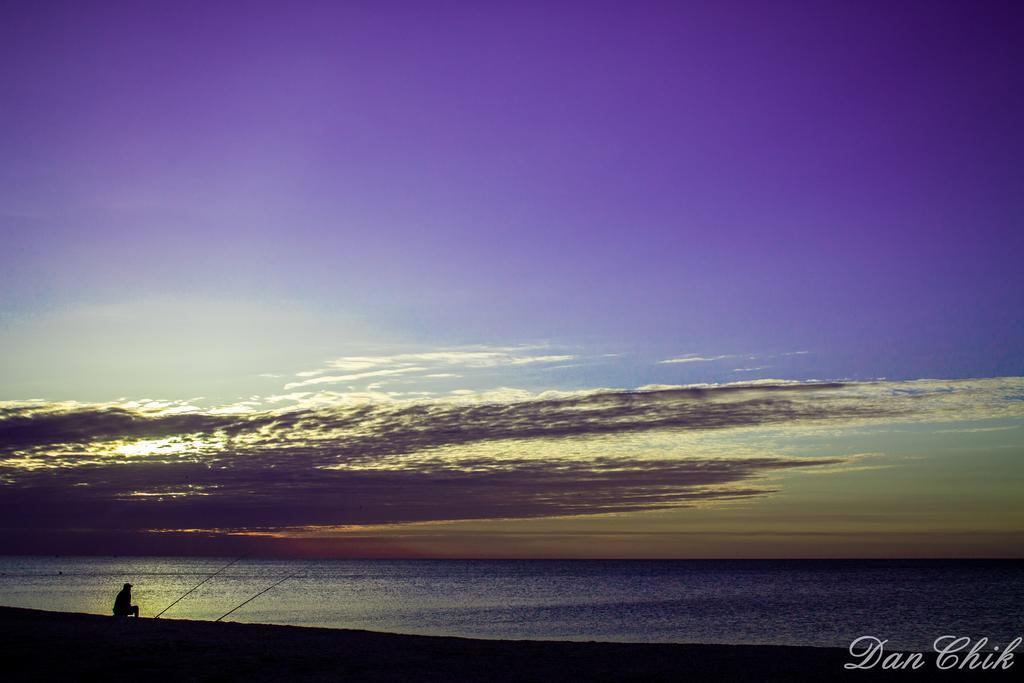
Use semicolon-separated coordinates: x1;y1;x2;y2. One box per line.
215;572;298;622
154;557;244;619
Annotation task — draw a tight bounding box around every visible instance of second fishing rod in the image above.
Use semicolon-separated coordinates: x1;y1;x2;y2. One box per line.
154;556;244;619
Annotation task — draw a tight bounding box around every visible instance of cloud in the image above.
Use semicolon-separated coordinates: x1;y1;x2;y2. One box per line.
284;366;428;390
323;348;570;370
659;350;813;365
286;346;578;391
1;378;1021;546
508;355;576;365
0;457;834;533
659;354;739;364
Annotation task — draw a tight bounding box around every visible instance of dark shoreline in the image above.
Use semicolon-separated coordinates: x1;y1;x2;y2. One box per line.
0;606;1000;681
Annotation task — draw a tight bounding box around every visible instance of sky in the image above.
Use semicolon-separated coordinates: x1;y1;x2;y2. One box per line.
1;1;1023;558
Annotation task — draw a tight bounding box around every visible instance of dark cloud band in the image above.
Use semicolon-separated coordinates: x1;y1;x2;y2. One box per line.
4;379;1009;548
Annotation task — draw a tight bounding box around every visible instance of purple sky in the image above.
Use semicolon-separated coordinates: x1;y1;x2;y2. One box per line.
2;0;1022;392
1;2;1024;558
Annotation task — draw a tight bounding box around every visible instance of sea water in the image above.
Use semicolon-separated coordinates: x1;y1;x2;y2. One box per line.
0;557;1020;650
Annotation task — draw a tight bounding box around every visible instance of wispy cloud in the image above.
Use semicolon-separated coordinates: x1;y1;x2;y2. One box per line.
659;354;739;364
659;350;812;365
321;347;574;372
284;366;428;390
287;346;577;390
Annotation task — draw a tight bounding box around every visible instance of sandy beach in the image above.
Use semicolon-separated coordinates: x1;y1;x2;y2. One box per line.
0;606;1001;682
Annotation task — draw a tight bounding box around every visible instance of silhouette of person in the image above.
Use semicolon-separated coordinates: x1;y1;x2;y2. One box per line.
113;583;139;617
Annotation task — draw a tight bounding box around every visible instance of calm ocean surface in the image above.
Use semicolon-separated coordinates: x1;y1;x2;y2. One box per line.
1;557;1020;649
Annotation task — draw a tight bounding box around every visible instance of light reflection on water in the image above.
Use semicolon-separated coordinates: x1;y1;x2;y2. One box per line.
0;557;1021;649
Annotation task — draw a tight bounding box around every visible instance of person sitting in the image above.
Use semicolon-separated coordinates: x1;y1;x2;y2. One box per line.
113;582;139;617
